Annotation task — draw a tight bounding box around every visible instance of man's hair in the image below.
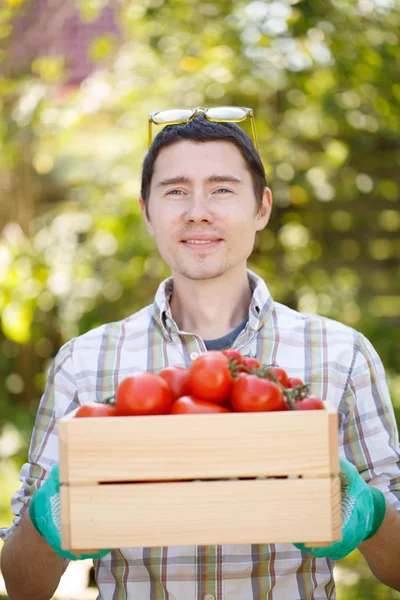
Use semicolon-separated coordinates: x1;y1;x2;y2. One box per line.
141;114;267;217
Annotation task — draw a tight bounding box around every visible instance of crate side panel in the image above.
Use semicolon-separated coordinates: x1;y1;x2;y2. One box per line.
60;411;337;483
64;478;340;550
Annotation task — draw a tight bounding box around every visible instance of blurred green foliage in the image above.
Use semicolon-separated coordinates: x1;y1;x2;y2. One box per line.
0;0;399;598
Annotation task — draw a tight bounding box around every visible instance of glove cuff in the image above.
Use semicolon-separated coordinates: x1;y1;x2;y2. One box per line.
365;486;387;540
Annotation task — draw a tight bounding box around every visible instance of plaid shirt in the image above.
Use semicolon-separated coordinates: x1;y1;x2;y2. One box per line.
2;270;400;600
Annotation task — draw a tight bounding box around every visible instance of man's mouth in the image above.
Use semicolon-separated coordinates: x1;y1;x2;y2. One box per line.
184;240;218;245
181;238;223;249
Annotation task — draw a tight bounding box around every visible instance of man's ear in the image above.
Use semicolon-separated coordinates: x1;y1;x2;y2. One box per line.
255;187;273;231
139;197;154;235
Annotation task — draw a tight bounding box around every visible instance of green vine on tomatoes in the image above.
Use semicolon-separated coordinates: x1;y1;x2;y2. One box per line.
227;360;311;411
100;395;116;406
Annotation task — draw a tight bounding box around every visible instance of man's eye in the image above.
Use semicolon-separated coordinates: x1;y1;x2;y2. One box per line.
215;188;232;194
166;189;183;195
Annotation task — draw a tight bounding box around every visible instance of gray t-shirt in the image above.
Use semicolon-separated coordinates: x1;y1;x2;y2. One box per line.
204;318;248;351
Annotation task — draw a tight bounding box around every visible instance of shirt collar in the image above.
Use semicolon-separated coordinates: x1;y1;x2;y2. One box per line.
152;269;274;340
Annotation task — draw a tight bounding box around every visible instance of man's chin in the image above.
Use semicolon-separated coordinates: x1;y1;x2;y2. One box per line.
176;264;228;281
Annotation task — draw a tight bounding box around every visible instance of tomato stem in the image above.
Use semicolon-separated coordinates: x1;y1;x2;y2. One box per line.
96;395;116;406
229;362;257;377
291;385;309;400
258;368;297;410
229;359;311;411
283;390;297;410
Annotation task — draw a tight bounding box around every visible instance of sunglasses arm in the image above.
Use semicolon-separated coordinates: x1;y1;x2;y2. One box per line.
249;112;259;152
148;117;153;148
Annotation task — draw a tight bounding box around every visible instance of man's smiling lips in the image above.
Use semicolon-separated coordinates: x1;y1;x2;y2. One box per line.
180;234;223;250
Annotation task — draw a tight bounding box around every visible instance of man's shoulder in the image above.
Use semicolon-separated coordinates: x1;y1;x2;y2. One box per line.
65;303;155;354
273;301;359;341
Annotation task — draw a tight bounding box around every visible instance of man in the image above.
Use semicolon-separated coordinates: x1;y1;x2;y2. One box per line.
1;110;400;599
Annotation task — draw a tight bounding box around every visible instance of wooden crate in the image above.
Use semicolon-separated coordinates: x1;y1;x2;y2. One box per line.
58;408;341;551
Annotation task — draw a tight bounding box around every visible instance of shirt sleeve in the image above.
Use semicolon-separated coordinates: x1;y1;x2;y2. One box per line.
0;340;80;543
339;332;400;510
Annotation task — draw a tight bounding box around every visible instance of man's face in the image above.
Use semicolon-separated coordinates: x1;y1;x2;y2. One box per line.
140;140;272;281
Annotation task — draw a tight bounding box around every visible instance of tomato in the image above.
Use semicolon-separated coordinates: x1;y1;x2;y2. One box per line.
222;349;244;366
170;396;231;414
75;403;117;418
268;366;289;388
242;356;261;370
188;351;233;403
159;366;190;400
115;373;173;416
295;395;325;410
287;377;305;389
231;374;286;412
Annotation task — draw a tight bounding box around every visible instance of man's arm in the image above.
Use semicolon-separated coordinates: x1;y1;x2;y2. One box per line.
339;333;400;585
296;332;400;588
0;342;77;599
359;501;400;591
1;510;65;600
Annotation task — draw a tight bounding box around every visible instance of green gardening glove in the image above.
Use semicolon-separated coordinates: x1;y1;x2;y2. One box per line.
29;463;110;561
294;458;387;560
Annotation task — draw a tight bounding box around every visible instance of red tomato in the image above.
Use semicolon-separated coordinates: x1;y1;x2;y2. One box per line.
295;395;325;410
188;351;233;403
170;396;231;414
115;373;173;416
159;366;190;400
268;366;289;388
287;377;305;389
75;403;117;418
242;356;261;370
231;375;286;412
222;349;244;366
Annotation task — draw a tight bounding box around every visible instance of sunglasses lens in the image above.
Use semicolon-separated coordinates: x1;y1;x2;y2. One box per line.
152;109;195;124
206;106;248;120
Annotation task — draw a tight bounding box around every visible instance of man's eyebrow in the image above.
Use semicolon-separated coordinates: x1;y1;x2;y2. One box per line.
207;175;242;184
156;175;242;187
156;176;191;187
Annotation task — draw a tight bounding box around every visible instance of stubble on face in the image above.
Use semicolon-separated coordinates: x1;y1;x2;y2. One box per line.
176;254;230;281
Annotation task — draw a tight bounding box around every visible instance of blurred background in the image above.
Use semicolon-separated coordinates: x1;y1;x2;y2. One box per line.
0;0;399;598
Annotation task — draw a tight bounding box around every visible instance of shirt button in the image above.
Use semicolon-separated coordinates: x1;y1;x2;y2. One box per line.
204;595;215;600
190;351;199;360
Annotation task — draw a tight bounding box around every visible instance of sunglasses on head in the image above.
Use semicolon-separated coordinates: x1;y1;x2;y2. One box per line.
148;106;259;151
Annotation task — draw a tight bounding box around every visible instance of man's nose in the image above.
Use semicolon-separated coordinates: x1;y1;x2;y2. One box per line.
185;192;214;223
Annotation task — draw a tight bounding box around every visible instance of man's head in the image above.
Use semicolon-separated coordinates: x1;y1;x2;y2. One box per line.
141;114;266;218
139;114;272;282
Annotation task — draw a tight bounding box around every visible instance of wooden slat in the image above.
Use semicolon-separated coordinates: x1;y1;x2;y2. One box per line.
61;477;341;550
58;409;338;484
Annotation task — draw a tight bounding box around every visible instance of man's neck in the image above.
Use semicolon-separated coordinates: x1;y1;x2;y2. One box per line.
169;267;252;341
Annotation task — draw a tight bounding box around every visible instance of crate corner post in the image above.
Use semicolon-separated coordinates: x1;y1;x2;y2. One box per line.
327;408;340;476
58;417;70;485
331;472;342;542
60;485;72;551
58;416;71;550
